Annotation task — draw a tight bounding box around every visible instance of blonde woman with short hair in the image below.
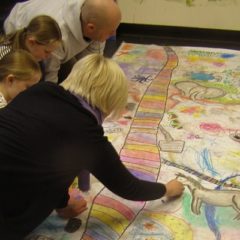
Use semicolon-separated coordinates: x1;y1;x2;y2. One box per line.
0;53;183;238
61;53;128;119
0;49;41;108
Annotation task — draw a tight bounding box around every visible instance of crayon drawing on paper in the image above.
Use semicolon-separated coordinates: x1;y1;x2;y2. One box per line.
27;43;240;240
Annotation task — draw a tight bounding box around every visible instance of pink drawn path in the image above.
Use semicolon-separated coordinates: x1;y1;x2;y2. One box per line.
81;47;178;240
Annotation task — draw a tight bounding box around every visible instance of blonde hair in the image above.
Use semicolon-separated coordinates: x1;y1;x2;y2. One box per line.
0;15;62;49
0;49;41;81
61;53;128;118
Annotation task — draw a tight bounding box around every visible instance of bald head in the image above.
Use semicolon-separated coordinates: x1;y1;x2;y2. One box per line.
81;0;121;42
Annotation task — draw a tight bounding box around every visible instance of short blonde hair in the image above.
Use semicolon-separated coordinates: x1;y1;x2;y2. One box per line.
61;53;128;118
0;49;41;81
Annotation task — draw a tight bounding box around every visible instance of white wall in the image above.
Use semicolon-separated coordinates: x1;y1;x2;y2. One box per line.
118;0;240;31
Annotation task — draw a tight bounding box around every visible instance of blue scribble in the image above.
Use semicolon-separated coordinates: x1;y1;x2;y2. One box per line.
197;148;220;239
30;213;68;238
217;174;240;190
204;204;221;240
191;72;214;81
198;148;219;177
204;174;240;240
220;53;236;59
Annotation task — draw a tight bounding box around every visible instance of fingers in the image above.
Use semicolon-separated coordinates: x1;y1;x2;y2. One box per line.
165;179;185;198
76;202;88;214
56;198;88;219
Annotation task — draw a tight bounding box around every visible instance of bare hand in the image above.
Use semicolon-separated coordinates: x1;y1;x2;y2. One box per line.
56;197;87;219
165;179;184;198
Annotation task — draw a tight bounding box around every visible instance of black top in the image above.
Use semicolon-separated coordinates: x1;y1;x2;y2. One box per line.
0;82;166;239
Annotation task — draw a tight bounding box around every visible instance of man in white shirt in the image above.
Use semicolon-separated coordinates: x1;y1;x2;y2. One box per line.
4;0;121;83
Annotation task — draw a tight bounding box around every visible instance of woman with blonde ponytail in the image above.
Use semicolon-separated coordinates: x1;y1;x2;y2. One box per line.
0;15;62;80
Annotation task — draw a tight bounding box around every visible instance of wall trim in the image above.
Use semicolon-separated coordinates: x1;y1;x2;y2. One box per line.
117;23;240;50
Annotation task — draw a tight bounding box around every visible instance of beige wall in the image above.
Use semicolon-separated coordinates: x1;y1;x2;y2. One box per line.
118;0;240;31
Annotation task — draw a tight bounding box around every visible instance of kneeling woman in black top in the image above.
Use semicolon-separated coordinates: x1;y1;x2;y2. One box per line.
0;53;184;239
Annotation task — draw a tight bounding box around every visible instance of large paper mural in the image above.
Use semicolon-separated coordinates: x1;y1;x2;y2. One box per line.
27;43;240;240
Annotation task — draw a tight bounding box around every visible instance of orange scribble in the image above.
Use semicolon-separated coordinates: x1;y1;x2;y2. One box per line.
180;106;204;115
121;43;134;51
144;222;156;231
147;49;165;60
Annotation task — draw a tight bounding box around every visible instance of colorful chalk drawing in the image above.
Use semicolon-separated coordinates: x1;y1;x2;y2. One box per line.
27;44;240;240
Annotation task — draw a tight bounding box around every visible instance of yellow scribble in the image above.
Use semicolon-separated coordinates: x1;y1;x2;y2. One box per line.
91;205;129;234
230;151;240;158
138;107;164;114
145;212;193;240
143;95;166;101
125;144;159;153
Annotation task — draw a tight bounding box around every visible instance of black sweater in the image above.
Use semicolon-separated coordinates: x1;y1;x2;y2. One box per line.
0;82;166;238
